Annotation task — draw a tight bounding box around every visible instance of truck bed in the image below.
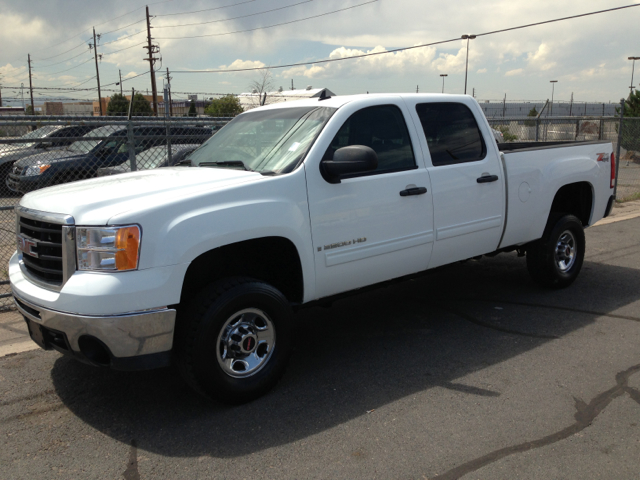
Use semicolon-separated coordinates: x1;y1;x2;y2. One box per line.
498;140;610;153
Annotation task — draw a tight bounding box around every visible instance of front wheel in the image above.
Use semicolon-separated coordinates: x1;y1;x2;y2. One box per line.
526;214;585;289
175;277;293;404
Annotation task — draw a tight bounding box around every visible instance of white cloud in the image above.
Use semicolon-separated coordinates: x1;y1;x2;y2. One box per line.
526;44;556;72
505;68;523;77
281;44;437;79
477;68;487;74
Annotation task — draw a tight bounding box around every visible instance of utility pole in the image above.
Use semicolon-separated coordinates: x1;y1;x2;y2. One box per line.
144;5;159;116
27;54;35;115
91;28;103;116
166;67;173;116
0;74;3;107
119;70;123;95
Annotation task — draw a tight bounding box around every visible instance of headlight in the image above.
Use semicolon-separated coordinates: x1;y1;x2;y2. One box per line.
24;164;51;176
76;225;141;271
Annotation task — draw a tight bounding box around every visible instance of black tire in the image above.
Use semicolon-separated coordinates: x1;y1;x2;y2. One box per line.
526;214;585;289
175;277;293;404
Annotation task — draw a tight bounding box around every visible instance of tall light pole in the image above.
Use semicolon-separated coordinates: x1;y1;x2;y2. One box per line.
462;34;476;95
629;57;640;96
440;74;448;93
550;80;558;116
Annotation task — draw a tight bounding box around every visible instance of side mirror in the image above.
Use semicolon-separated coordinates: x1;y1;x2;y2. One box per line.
320;145;378;184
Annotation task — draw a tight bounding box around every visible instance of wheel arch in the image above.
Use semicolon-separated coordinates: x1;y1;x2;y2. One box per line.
178;236;304;307
548;181;594;227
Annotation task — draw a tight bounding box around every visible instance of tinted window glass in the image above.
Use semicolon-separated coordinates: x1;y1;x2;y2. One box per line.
325;105;416;174
416;103;486;166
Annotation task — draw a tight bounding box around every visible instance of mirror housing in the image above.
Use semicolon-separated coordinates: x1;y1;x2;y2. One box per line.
320;145;378;184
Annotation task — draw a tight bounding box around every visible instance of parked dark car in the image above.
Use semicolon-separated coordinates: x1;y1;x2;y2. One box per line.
96;143;201;177
0;124;97;180
7;125;212;194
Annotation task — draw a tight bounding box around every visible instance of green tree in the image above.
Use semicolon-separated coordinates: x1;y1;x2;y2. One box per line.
25;105;40;115
188;99;197;117
204;95;243;117
617;90;640;152
106;93;129;116
496;125;518;142
130;93;153;116
524;106;538;127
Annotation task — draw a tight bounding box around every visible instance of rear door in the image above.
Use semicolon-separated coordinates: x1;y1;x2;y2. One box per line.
405;100;504;268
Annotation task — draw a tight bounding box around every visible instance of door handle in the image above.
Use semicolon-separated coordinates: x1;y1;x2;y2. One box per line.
477;175;499;183
399;187;428;196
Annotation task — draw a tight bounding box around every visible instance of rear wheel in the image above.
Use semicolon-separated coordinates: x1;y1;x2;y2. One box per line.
175;277;293;404
526;214;585;289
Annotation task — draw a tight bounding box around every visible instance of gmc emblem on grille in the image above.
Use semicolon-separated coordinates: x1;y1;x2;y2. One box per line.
17;235;39;258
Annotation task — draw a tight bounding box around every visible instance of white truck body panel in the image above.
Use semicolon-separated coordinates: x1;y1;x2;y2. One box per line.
10;93;615;364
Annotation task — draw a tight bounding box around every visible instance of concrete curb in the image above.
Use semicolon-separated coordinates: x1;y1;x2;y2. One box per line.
593;199;640;227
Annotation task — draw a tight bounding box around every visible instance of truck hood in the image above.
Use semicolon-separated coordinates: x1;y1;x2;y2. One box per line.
20;166;262;225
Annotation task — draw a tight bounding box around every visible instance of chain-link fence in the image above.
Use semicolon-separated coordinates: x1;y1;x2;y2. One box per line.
0;115;231;308
0;112;638;309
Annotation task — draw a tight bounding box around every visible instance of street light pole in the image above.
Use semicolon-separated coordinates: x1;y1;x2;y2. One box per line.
628;57;640;96
440;74;448;93
462;34;476;95
550;80;558;116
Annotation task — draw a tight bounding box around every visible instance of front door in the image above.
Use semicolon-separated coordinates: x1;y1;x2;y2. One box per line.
305;99;434;300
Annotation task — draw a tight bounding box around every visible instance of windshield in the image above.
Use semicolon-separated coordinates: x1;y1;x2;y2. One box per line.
189;106;335;174
67;125;121;153
14;126;60;148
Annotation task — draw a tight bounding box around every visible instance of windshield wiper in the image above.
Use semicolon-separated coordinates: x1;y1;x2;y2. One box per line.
175;159;193;166
199;161;252;171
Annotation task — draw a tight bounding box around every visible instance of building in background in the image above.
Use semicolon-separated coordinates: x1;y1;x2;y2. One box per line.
63;102;93;116
0;107;25;117
43;102;64;115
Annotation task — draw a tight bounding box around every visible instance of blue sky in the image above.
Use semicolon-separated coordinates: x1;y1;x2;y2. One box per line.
0;0;638;105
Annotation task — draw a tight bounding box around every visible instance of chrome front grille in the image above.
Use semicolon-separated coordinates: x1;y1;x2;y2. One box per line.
16;206;75;290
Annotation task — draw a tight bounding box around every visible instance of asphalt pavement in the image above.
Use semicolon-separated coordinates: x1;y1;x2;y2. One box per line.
1;215;639;479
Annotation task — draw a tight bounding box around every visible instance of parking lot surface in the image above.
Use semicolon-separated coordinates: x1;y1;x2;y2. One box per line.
1;217;639;479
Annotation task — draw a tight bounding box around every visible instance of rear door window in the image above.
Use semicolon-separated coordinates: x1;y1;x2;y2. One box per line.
415;103;486;166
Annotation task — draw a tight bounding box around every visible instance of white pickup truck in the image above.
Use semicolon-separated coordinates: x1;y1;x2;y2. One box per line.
10;94;616;403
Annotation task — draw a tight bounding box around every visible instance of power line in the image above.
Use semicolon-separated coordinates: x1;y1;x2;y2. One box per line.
156;0;378;39
102;42;147;56
101;30;146;46
155;0;314;28
36;57;95;77
37;50;92;69
38;0;179;52
172;2;640;73
36;41;90;62
101;18;146;36
156;0;259;17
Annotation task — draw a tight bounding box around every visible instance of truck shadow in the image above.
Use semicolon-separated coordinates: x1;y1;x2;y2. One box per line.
50;253;640;458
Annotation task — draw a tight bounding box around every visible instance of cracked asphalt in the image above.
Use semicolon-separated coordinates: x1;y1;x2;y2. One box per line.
1;217;640;479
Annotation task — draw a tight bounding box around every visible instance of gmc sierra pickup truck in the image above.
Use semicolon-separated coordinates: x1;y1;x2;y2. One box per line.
10;94;616;403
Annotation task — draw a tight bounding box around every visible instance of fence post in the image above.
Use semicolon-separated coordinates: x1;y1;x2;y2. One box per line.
615;98;624;199
535;118;540;142
598;118;604;140
127;88;137;171
575;119;580;140
127;120;137;172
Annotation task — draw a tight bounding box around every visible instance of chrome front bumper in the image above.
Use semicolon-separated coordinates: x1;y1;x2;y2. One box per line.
13;293;176;370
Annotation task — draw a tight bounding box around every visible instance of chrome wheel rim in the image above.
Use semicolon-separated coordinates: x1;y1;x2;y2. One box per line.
554;230;577;272
216;308;276;378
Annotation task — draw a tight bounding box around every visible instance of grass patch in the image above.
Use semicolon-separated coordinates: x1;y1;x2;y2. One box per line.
616;191;640;203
